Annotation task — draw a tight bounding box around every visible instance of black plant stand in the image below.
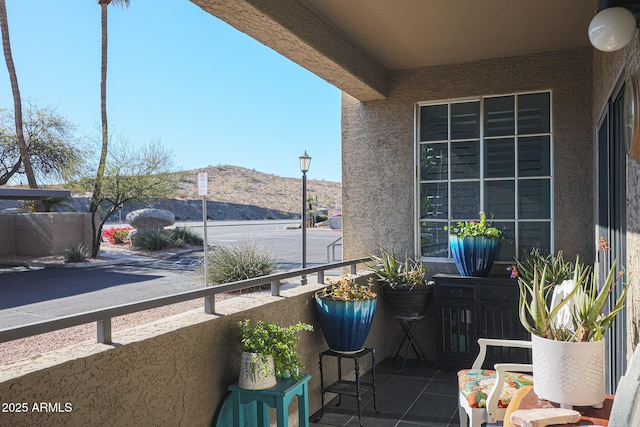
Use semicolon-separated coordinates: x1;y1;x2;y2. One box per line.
393;315;427;369
317;348;380;427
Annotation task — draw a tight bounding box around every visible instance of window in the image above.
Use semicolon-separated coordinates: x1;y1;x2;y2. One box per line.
416;92;552;261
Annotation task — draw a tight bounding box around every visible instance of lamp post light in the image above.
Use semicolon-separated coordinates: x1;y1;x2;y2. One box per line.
299;151;311;285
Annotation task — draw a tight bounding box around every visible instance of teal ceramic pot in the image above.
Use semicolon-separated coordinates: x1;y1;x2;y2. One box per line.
449;234;500;277
314;294;377;353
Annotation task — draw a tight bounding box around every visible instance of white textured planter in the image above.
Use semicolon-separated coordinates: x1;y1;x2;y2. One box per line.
238;352;277;390
532;334;605;407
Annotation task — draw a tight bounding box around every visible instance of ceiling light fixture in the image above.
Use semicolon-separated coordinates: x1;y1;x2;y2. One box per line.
589;0;640;51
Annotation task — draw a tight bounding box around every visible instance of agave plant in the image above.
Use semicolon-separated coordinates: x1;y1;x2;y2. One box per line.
366;247;426;290
517;238;628;342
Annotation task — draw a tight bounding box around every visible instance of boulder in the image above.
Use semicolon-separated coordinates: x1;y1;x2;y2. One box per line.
126;208;175;230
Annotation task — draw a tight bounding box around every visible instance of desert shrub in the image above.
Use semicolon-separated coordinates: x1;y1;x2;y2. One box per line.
170;227;203;245
132;229;174;251
64;243;90;263
132;227;203;251
204;241;277;284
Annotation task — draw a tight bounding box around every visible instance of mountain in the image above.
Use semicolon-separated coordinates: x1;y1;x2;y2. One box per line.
177;165;342;217
0;165;342;222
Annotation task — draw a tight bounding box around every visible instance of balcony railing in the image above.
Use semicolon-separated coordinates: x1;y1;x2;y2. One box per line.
0;257;371;345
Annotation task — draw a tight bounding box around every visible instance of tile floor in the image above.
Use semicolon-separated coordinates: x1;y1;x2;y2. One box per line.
310;358;463;427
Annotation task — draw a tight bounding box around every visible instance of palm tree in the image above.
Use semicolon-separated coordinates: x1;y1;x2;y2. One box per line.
90;0;130;257
0;0;40;197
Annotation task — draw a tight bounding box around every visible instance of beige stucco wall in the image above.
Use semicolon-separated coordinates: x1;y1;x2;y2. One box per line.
0;214;16;255
342;48;594;275
592;36;640;357
1;213;94;257
0;273;411;426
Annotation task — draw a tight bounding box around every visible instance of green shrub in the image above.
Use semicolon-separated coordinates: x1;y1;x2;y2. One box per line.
132;229;174;251
170;227;203;245
204;241;277;285
132;227;203;251
64;243;90;263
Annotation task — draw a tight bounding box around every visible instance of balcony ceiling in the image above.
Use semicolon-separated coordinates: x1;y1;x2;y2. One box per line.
298;0;596;70
193;0;597;100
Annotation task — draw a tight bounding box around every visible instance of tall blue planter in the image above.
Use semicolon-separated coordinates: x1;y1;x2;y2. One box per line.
314;294;377;353
449;234;500;277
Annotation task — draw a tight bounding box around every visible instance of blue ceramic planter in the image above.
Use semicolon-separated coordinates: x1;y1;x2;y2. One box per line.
449;234;500;277
314;294;377;353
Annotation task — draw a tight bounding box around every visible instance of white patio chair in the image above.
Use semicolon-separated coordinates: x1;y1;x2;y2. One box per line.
457;338;533;427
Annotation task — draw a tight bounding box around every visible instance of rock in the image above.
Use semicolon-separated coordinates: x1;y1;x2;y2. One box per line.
126;208;175;230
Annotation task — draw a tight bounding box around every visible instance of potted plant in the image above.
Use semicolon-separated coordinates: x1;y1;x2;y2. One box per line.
237;319;313;390
314;275;377;353
516;237;629;407
445;211;503;277
366;247;434;318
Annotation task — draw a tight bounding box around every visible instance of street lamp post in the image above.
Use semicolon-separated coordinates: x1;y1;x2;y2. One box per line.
299;151;311;285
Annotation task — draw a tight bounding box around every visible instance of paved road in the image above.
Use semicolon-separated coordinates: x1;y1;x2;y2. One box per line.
0;221;343;329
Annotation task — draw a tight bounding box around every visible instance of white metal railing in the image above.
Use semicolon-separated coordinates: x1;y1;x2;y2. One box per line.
0;257;371;345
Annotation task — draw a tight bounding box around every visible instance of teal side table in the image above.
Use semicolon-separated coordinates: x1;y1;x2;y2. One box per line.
227;374;311;427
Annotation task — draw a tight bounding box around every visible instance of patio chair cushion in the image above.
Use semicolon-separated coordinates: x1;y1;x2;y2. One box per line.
457;369;533;409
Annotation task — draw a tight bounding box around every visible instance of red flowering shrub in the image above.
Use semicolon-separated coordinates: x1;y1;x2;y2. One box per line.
102;227;131;244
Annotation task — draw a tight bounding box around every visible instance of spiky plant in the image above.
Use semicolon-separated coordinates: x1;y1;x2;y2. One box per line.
517;238;628;342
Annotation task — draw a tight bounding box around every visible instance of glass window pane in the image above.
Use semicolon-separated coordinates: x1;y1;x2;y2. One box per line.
451;140;479;179
485;180;515;219
420;143;448;181
484;96;515;137
518;92;550;135
518;222;552;254
420;182;448;220
420;104;448;141
518;136;550;177
451;102;480;140
451;182;479;219
485;138;515;178
420;222;449;258
518;179;551;219
493;221;515;262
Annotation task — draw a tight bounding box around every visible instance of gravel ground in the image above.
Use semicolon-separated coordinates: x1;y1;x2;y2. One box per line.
0;299;204;365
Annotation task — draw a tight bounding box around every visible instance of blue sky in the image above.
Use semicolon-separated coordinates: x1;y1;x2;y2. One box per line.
0;0;342;182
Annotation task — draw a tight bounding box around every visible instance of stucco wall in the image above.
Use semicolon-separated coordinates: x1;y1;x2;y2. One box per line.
0;215;16;255
592;36;640;358
0;273;411;426
342;48;594;275
1;213;94;257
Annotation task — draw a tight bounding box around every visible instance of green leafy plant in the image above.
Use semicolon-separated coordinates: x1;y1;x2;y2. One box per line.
204;241;277;285
64;243;90;263
317;275;377;300
517;237;628;342
444;211;502;239
366;247;427;290
238;319;313;379
515;247;573;287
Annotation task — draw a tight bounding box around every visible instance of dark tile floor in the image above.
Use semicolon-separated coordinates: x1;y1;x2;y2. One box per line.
310;358;462;427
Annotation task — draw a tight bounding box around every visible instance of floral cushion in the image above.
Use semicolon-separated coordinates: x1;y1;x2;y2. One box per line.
457;369;533;409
